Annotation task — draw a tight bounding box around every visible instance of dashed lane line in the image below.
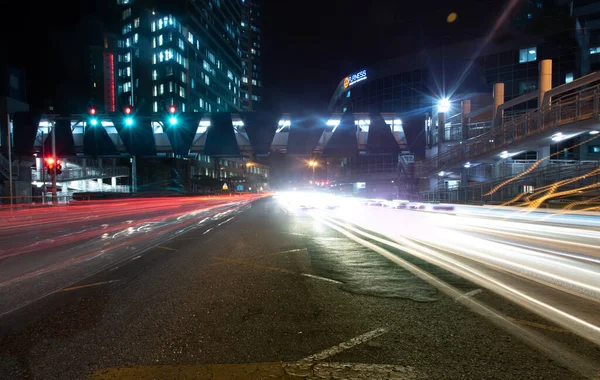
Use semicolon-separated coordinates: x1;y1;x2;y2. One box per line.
299;327;389;363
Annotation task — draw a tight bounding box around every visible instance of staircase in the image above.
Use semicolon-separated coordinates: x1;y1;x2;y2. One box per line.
0;154;17;181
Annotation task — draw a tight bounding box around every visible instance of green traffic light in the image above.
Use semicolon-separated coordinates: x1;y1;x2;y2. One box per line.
169;116;178;126
90;118;98;126
125;117;133;126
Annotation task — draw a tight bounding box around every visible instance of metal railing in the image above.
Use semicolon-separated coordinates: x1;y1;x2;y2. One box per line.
421;160;600;204
31;166;130;182
416;84;600;176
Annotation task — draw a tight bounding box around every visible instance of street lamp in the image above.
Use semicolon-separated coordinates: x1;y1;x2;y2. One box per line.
308;160;318;182
438;98;450;113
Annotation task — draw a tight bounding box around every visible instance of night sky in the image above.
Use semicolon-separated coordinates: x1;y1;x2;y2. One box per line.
1;0;504;113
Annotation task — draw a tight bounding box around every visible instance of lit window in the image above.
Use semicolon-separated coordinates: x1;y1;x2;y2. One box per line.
160;84;164;94
207;51;216;64
153;85;157;96
199;98;204;108
565;72;574;83
188;32;194;43
122;23;132;34
346;90;351;98
134;18;140;28
158;35;163;46
133;33;138;43
153;101;158;112
252;79;257;85
205;76;210;85
179;87;185;98
93;82;97;88
179;39;184;50
169;82;173;93
152;37;156;48
153;54;157;64
242;77;248;83
590;47;600;55
122;8;131;19
227;70;234;80
181;72;186;83
152;70;157;80
519;47;537;63
152;21;156;32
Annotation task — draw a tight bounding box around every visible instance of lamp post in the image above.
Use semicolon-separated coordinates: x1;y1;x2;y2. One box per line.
308;160;318;183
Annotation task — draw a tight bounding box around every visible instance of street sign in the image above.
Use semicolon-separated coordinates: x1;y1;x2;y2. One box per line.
222;183;229;190
236;185;243;191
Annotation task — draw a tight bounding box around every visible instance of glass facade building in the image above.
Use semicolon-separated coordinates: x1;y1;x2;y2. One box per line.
116;0;245;115
240;0;262;111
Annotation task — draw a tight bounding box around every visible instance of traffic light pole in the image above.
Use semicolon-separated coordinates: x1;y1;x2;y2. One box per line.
6;114;13;205
51;121;57;204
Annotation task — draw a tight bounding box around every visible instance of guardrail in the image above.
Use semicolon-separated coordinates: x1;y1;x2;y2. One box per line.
416;84;600;176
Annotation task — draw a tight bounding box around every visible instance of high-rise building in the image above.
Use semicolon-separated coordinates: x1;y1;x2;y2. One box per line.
116;0;245;115
240;0;262;111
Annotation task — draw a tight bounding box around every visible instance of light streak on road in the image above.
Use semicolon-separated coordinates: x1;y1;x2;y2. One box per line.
275;192;600;346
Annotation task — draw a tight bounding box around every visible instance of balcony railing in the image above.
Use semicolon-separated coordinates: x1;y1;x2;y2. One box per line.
32;166;130;182
416;84;600;176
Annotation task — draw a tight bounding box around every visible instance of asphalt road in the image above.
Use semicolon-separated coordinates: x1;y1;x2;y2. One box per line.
0;197;599;379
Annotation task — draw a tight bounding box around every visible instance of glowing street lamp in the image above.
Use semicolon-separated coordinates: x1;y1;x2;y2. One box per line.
438;98;450;113
308;160;318;182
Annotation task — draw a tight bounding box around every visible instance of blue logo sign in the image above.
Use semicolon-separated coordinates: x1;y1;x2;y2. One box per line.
344;69;367;88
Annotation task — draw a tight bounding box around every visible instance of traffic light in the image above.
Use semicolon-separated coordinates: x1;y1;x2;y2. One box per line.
167;105;178;126
56;159;63;176
43;157;63;176
123;105;134;126
44;157;55;176
89;107;98;126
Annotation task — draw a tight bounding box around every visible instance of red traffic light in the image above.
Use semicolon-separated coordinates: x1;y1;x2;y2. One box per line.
124;105;133;115
168;105;177;114
89;107;97;115
44;157;55;167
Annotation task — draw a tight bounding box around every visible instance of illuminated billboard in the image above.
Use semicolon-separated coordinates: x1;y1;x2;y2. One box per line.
343;69;367;89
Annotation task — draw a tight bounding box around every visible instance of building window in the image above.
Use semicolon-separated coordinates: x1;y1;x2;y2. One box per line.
227;70;234;80
122;23;132;35
565;72;574;84
346;90;351;98
153;85;157;96
519;47;537;63
205;76;210;85
251;79;257;85
179;87;186;98
242;76;248;83
153;101;158;112
158;35;163;46
590;47;600;55
207;51;216;64
152;21;156;32
122;8;131;19
152;70;157;80
165;65;173;76
589;146;600;153
160;84;164;94
133;33;138;43
181;72;186;83
134;18;140;28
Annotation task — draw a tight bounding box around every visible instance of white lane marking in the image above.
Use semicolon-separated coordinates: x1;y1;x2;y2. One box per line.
455;289;483;302
301;273;342;284
300;327;388;363
218;217;235;226
203;228;213;235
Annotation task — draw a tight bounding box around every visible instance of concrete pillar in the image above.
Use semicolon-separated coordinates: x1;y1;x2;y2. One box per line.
493;83;505;124
97;178;103;191
538;146;551;167
437;112;445;168
538;59;552;108
461;100;471;141
111;177;117;188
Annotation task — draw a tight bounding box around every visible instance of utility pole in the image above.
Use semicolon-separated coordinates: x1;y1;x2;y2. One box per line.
51;121;57;203
41;131;46;202
7;114;13;205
